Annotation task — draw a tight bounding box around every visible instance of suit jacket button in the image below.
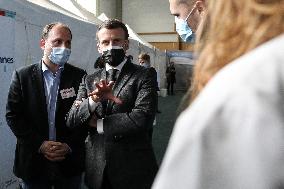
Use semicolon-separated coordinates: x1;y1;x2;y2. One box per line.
114;135;120;141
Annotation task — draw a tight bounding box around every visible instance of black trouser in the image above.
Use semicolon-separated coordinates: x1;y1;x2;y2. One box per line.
102;166;113;189
167;81;174;95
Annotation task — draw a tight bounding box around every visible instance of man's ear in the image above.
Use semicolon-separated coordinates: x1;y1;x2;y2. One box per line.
97;42;103;54
40;39;45;50
196;0;205;14
124;40;129;51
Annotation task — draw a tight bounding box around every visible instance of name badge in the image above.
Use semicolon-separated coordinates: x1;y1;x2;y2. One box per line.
60;87;76;99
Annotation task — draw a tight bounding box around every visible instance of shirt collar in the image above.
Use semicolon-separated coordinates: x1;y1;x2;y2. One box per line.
42;61;49;73
41;60;64;74
105;58;127;72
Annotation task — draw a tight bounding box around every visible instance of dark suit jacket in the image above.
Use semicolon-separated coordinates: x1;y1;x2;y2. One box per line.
166;65;176;83
5;62;88;181
67;59;158;189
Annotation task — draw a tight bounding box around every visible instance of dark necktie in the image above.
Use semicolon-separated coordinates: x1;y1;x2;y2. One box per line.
107;69;119;82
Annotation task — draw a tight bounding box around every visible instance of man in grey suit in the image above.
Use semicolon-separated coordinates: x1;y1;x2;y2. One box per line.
67;19;158;189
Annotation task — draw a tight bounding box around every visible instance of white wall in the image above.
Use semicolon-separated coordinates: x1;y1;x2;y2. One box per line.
142;34;178;43
122;0;175;42
97;0;121;19
0;15;17;189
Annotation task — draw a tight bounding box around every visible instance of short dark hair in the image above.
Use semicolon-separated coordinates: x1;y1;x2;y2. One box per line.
41;22;72;40
128;55;133;60
96;19;129;40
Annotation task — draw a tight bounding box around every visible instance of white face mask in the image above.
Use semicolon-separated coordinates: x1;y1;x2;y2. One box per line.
175;7;196;43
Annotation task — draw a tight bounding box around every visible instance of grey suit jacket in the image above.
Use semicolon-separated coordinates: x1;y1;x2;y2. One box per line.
67;59;158;189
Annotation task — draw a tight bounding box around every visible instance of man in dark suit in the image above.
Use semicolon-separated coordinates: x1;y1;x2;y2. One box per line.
166;61;176;95
138;53;161;114
6;22;87;189
67;19;158;189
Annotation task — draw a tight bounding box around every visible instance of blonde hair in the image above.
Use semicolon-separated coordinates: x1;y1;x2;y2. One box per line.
190;0;284;101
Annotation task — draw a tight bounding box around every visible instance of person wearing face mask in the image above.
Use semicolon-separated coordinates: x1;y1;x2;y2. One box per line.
154;0;284;188
169;0;207;115
138;53;151;68
166;62;176;95
67;19;158;189
170;0;206;43
138;53;161;114
6;22;87;189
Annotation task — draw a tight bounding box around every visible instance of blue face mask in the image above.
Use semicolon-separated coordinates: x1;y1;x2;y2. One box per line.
175;7;196;43
48;47;71;66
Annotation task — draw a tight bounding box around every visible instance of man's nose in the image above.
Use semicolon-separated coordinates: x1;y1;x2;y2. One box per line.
107;42;115;48
107;44;114;49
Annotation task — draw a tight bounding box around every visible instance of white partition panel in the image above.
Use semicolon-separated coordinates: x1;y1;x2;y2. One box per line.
0;13;18;189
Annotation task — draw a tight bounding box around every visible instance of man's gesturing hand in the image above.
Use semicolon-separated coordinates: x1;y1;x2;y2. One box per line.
88;79;122;104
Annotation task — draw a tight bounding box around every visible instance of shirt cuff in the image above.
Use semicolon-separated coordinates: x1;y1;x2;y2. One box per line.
88;96;97;112
97;119;104;134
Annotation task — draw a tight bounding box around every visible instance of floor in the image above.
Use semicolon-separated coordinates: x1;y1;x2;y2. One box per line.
152;91;185;164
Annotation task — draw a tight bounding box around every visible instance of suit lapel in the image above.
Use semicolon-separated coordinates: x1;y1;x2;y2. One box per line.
31;62;48;121
56;64;69;114
107;60;135;113
101;68;107;84
101;68;108;116
88;68;107;117
87;68;106;89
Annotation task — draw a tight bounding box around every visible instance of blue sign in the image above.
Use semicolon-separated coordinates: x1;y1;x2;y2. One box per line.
167;50;194;59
